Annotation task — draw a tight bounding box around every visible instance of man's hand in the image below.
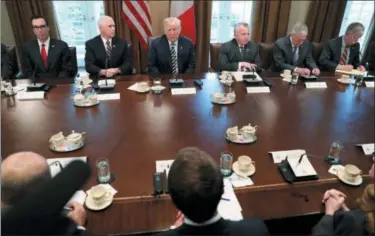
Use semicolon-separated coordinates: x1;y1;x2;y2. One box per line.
295;67;310;75
99;69;107;76
322;189;347;203
238;62;256;71
325;196;345;215
66;201;86;227
357;65;366;72
337;65;354;71
312;68;320;76
105;68;118;77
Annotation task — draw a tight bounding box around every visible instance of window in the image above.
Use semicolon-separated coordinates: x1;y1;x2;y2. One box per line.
53;1;105;67
339;1;374;53
210;1;253;43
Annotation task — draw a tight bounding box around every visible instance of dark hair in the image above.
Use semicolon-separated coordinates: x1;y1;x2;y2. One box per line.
168;147;224;223
1;169;52;206
31;15;48;26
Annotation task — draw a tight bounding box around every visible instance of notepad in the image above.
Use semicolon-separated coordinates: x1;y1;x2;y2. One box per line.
171;88;196;95
356;143;374;155
97;93;120;100
335;69;367;76
218;178;243;221
269;149;306;164
48;156;87;177
287;154;317;177
16;91;45;100
246;87;270;93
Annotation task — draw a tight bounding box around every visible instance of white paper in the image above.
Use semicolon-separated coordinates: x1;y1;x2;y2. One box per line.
98;79;116;86
269;149;306;164
13;84;28;92
228;173;254;187
218;178;243;221
16;91;45;100
246;87;270;93
282;77;292;82
328;165;345;176
86;184;118;196
335;69;367;76
288;154;317;177
305;82;327;88
47;156;87;177
127;83;139;91
66;190;87;205
357;143;375;155
97;93;120;100
365;82;374;88
231;71;262;82
155;160;174;173
171;88;196;95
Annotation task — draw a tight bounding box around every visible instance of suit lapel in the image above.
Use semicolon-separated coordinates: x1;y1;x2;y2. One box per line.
285;37;293;64
232;39;242;61
162;36;172;72
96;36;107;63
335;37;343;62
47;38;57;69
177;37;184;71
32;40;46;72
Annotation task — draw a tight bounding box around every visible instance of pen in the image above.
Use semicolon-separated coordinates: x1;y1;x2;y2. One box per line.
221;197;230;201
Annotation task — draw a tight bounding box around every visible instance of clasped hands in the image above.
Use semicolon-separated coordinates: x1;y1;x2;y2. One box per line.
337;64;366;72
237;62;257;71
322;189;350;216
295;67;320;76
99;68;120;77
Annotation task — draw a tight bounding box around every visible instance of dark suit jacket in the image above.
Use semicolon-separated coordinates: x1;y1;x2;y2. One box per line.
1;43;12;78
147;35;196;75
85;35;132;76
156;218;269;236
22;38;72;78
272;36;317;72
219;39;262;71
312;209;368;236
319;36;361;71
365;41;375;72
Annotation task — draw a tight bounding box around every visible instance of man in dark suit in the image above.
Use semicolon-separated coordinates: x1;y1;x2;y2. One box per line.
273;23;320;76
157;147;269;236
219;22;261;72
1;43;12;79
148;17;196;76
23;16;72;78
319;22;366;72
1;152;87;235
85;15;132;77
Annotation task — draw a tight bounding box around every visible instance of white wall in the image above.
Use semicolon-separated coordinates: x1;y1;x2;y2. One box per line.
287;1;311;33
1;1;16;46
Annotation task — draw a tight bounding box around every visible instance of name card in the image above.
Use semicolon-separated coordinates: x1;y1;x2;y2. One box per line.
305;82;327;88
16;91;45;100
356;143;374;155
365;82;374;87
97;93;120;101
171;88;196;95
246;86;270;93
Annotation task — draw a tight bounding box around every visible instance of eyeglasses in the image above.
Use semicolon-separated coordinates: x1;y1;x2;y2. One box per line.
32;25;47;30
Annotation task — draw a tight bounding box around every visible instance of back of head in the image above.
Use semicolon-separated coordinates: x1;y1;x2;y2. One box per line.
356;183;375;235
168;147;223;223
1;152;51;206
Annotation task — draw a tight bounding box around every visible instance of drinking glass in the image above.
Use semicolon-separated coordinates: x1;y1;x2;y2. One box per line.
96;158;111;183
290;72;299;85
220;151;233;177
328;141;343;159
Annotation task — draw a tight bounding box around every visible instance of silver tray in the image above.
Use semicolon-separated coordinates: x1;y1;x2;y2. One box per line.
49;140;85;152
74;100;99;107
211;97;236;105
225;134;257;144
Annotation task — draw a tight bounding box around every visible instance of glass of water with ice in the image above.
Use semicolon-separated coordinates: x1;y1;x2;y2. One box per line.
96;158;111;184
220;151;233;177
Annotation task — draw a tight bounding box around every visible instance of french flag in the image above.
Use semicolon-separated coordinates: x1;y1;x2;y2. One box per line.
170;1;196;44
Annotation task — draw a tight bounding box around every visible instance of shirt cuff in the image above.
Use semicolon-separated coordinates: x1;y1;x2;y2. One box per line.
294;67;298;72
170;225;177;230
77;225;86;231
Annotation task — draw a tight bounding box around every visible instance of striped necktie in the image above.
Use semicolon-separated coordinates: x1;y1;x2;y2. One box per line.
292;46;299;65
106;40;112;61
170;42;178;74
339;47;349;65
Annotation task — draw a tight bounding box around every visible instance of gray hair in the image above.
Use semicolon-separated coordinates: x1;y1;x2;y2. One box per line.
291;22;308;35
97;15;114;27
345;22;365;37
233;22;249;35
163;17;181;30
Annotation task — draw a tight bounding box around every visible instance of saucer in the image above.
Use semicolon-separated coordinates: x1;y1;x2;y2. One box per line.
232;161;255;177
50;140;84;153
225;134;257;144
85;193;113;211
337;78;352;85
337;169;363;186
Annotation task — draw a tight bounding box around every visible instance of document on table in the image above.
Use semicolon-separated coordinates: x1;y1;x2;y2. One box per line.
217;178;243;221
356;143;374;155
269;149;306;164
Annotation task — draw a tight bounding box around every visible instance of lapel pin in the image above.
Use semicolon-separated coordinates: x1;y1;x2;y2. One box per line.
113;45;116;48
51;45;55;48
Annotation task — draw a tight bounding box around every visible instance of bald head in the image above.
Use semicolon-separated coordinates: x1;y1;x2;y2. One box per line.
98;15;116;39
1;152;51;206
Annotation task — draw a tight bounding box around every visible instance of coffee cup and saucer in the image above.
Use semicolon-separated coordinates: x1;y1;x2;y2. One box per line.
85;185;113;211
337;75;353;85
337;164;363;186
232;155;256;177
281;69;292;79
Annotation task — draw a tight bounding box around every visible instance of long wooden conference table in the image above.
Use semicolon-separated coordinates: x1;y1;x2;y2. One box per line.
1;72;374;235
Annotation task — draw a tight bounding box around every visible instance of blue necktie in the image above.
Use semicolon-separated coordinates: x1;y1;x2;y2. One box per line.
292;46;298;65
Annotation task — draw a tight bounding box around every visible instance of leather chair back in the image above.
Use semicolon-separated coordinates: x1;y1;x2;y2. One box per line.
7;45;19;77
312;42;324;62
259;43;274;71
69;46;78;77
209;43;222;72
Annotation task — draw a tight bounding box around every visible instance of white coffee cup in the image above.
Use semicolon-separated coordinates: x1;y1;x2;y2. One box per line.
137;82;148;91
238;155;255;172
343;164;362;181
50;132;65;148
340;74;350;82
66;131;84;146
90;185;111;205
283;69;292;77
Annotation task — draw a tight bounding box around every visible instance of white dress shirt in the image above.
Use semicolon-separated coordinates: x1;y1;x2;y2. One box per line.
101;36;112;50
38;37;50;55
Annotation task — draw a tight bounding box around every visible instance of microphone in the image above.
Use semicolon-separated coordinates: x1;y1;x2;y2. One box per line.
2;160;91;235
32;63;37;85
105;56;108;86
27;63;46;91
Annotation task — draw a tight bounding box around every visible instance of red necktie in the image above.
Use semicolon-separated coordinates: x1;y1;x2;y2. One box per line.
41;44;48;68
339;47;348;65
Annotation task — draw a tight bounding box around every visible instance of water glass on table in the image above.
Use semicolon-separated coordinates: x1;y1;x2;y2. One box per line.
96;158;111;184
220;151;233;177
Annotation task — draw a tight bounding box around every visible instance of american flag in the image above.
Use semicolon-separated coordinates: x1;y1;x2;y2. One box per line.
121;0;152;48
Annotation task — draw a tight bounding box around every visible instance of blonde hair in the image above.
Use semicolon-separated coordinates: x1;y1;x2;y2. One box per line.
163;17;181;30
357;184;375;235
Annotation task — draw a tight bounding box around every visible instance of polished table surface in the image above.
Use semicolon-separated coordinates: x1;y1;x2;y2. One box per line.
1;72;374;235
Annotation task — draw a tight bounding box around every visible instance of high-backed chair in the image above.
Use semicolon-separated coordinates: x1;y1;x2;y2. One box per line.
259;43;274;71
68;46;77;77
209;43;222;72
312;42;324;63
6;45;20;78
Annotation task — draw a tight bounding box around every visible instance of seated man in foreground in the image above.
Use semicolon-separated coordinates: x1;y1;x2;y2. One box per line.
157;147;269;236
273;22;320;76
219;22;262;72
1;151;87;235
319;22;366;72
147;17;196;76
